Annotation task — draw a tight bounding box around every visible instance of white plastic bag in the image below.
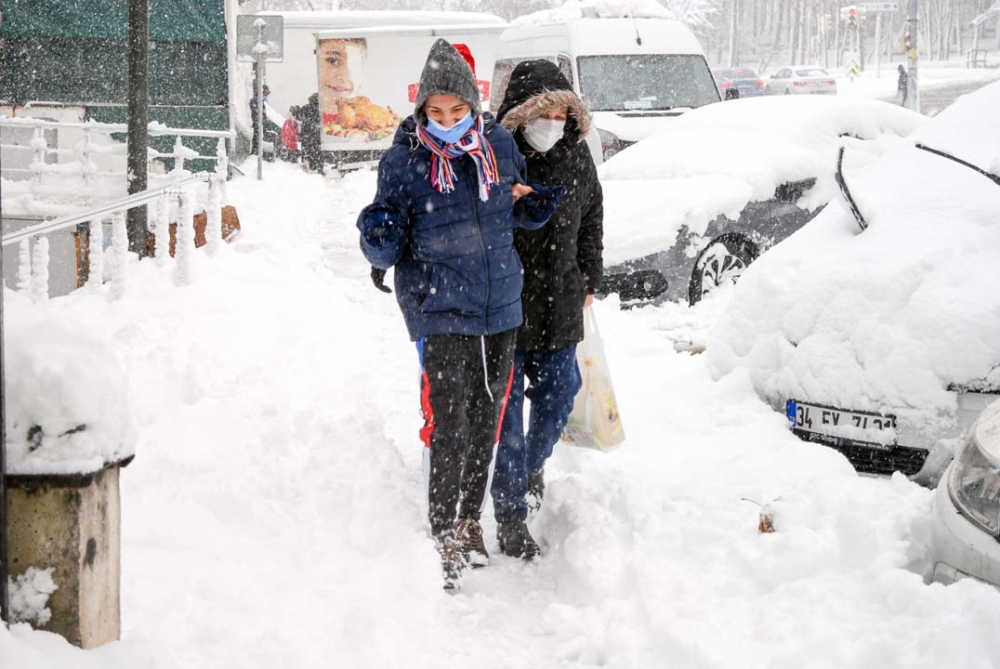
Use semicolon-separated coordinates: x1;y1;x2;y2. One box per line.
561;308;625;452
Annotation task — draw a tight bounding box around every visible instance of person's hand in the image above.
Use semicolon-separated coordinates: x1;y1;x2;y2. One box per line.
520;184;566;222
512;183;534;202
371;266;392;293
584;293;594;308
365;207;402;240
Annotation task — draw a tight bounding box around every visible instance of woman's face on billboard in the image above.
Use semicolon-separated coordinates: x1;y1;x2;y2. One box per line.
318;39;366;110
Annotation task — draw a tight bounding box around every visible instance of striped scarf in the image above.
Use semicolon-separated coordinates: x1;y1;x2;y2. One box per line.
416;116;500;202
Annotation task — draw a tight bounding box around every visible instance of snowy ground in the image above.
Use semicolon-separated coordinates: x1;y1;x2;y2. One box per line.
831;58;1000;102
3;162;1000;667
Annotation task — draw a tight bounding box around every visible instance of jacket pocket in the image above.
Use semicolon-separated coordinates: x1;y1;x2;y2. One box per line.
395;262;432;311
421;263;483;315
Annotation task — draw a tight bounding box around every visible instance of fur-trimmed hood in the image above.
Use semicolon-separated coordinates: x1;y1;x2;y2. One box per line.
496;60;591;143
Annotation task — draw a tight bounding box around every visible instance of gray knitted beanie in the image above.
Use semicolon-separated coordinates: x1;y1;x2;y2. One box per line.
414;39;482;125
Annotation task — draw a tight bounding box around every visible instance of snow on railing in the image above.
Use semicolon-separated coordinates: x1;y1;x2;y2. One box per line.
2;141;229;300
0;117;235;216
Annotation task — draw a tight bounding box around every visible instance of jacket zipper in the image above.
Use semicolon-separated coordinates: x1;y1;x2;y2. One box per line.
465;158;491;334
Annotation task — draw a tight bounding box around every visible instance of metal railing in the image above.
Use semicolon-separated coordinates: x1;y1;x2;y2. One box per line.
2;140;229;298
0;119;233;624
0;117;235;208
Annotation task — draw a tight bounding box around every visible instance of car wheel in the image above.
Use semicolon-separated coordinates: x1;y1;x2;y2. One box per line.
688;233;760;306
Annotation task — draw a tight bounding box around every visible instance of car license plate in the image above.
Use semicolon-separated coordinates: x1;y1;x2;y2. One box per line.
786;400;897;451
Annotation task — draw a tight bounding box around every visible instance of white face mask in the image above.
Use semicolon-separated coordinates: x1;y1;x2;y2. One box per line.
523;118;566;153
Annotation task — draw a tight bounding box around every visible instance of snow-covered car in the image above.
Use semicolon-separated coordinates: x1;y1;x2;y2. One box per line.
597;95;923;305
713;67;767;99
930;399;1000;588
766;66;837;96
707;81;1000;484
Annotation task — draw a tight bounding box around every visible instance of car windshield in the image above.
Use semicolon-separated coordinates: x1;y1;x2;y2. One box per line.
795;68;828;77
578;54;719;112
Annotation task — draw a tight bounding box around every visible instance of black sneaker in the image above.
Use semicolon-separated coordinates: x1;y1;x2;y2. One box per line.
435;531;464;593
456;518;489;568
526;468;545;514
497;520;540;560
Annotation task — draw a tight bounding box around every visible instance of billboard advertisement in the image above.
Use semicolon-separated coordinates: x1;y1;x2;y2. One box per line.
314;27;501;152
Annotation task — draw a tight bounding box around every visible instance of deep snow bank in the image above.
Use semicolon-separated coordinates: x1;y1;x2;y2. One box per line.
706;81;1000;455
4;290;136;475
599;96;923;266
2;160;999;668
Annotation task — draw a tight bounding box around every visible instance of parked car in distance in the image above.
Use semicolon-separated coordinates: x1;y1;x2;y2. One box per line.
597;95;923;306
713;67;766;99
707;81;1000;484
931;398;1000;589
766;67;837;95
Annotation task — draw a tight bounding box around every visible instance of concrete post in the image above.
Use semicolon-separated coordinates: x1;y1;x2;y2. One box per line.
6;464;127;648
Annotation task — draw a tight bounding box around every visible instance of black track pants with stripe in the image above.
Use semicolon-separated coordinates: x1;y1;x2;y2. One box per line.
420;329;516;537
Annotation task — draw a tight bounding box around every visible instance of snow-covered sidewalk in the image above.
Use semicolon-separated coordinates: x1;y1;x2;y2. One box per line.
834;58;1000;101
2;162;999;668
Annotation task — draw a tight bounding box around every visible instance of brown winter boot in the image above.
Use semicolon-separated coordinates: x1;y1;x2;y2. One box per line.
456;518;490;568
435;531;464;593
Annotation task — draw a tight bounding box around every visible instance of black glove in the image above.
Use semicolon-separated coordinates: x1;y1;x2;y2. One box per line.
521;184;566;223
371;266;391;293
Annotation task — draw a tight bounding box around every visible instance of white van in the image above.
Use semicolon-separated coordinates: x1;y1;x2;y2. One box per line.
491;17;720;162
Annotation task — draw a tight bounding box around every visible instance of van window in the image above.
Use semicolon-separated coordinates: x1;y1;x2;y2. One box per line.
557;56;574;87
490;55;575;112
577;54;719;112
490;58;518;111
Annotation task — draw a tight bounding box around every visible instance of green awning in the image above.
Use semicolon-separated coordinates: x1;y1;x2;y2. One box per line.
0;0;225;43
0;37;228;106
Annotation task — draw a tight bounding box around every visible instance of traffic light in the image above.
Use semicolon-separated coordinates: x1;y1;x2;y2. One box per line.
904;31;912;49
848;7;857;29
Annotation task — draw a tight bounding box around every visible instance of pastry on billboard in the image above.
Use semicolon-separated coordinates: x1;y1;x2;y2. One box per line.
323;96;400;141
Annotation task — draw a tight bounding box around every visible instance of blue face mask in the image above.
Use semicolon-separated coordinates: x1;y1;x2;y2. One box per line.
425;111;474;144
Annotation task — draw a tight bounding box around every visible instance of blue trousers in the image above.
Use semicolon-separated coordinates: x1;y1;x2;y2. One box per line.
491;345;582;522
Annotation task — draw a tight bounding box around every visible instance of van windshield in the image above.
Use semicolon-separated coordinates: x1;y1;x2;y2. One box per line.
577;54;719;112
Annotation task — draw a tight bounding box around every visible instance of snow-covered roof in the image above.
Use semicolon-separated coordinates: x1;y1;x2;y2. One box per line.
260;10;505;29
600;96;924;266
512;0;671;26
706;81;1000;448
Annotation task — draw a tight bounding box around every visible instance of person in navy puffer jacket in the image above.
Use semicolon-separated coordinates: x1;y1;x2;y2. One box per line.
357;39;561;593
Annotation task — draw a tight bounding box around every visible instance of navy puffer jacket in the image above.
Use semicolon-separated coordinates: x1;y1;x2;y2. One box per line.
358;114;549;341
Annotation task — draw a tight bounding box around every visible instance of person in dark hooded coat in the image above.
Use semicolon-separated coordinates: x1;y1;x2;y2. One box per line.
491;59;604;559
292;93;323;171
357;40;562;592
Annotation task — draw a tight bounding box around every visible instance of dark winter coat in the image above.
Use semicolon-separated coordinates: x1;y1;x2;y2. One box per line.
497;60;604;352
358;114;551;341
293;98;322;164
